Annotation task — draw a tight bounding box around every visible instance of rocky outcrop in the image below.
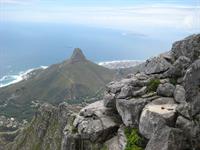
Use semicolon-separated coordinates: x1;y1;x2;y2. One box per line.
5;34;200;150
73;101;121;142
6;103;80;150
171;34;200;61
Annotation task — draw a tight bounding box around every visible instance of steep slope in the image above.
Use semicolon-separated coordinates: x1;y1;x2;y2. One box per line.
6;34;200;150
0;48;115;120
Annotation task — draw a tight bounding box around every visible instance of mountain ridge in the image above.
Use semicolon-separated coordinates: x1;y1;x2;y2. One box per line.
0;48;115;120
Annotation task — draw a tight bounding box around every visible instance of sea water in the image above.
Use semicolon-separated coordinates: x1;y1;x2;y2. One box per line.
0;22;191;87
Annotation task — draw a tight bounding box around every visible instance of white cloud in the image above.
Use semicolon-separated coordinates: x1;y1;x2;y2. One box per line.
1;5;200;32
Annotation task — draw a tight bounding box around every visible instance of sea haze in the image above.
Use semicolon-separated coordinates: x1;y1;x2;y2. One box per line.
0;22;191;86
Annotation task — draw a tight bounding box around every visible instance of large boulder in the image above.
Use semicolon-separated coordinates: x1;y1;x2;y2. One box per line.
156;83;175;97
139;98;177;139
139;109;166;139
171;34;200;62
145;126;185;150
116;98;148;127
73;101;120;142
144;57;173;75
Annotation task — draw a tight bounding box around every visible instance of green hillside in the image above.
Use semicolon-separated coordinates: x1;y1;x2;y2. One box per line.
0;48;115;120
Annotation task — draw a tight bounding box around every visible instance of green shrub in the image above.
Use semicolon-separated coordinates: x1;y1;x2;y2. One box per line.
147;79;160;92
124;128;144;150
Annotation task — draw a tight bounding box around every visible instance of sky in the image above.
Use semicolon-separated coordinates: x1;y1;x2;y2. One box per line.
0;0;200;34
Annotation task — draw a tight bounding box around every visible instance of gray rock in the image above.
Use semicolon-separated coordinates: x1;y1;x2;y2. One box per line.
132;86;147;97
141;92;157;98
117;85;133;99
117;126;127;150
176;116;200;150
106;78;138;94
145;126;185;150
105;126;127;150
176;103;191;119
116;98;147;127
144;57;173;75
176;116;192;130
105;136;121;150
74;101;120;142
159;51;173;62
106;81;124;94
157;83;175;97
171;34;200;61
151;97;175;105
184;59;200;116
173;56;191;76
135;72;149;80
139;109;166;139
103;91;116;108
174;85;186;103
139;101;177;139
62;133;102;150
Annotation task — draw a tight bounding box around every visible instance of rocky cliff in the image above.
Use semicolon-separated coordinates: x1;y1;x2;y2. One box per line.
6;34;200;150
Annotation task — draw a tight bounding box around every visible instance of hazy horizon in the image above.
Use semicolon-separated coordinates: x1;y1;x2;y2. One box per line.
0;0;200;84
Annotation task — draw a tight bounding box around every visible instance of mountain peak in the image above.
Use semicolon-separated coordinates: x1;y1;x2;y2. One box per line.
70;48;86;63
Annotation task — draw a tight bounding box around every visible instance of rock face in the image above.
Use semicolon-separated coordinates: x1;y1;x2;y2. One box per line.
5;34;200;150
6;103;64;150
145;126;185;150
116;98;147;127
144;57;172;75
157;83;175;97
171;34;200;61
174;85;186;103
73;101;121;142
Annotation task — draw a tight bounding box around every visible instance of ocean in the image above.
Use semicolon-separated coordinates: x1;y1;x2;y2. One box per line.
0;22;192;87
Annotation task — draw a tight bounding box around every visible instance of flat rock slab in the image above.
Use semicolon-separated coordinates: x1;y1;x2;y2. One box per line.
139;100;177;139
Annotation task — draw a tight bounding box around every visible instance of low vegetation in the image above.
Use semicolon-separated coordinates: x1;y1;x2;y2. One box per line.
147;79;160;92
124;128;144;150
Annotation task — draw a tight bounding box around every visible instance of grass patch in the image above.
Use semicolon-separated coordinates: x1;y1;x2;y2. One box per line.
124;128;144;150
147;79;160;92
